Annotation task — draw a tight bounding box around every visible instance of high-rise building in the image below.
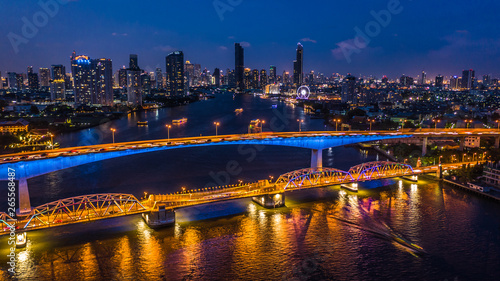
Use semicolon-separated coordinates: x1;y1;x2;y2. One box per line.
71;56;92;104
118;67;128;88
435;75;444;88
214;68;221;88
235;43;244;89
283;71;290;85
71;53;114;105
251;69;259;89
92;58;113;106
461;69;475;90
51;65;66;80
483;75;491;87
27;67;39;90
450;76;460;90
243;68;251;90
155;68;163;89
260;69;268;88
185;61;195;87
400;75;414;87
227;69;235;87
269;66;276;84
129;54;139;70
166;51;185;96
293;43;304;86
141;73;151;94
126;70;142;105
420;71;426;85
381;76;388;84
8;72;18;89
39;68;50;88
341;74;357;104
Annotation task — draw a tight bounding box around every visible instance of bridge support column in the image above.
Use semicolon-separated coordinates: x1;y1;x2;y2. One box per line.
311;149;323;169
16;169;32;217
436;165;443;179
142;205;175;228
459;137;465;151
422;137;428;156
252;193;285;208
495;137;500;149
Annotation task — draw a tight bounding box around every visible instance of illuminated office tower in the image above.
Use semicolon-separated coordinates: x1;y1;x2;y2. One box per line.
260;69;267;88
166;51;185;96
461;69;475;89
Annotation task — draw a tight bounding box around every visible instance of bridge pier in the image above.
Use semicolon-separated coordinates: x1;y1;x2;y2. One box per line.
459;137;465;151
252;193;285;208
16;169;32;217
142;205;175;228
311;149;323;169
495;137;500;149
422;137;428;156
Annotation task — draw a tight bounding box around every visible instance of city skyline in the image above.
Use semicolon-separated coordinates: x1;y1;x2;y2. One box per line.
1;0;500;78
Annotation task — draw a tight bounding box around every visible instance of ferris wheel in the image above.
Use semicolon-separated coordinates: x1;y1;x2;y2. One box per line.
296;85;310;99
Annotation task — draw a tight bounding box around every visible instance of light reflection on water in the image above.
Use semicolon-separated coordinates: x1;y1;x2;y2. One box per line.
1;179;498;280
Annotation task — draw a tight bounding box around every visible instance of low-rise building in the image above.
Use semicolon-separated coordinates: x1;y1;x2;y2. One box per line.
0;119;29;134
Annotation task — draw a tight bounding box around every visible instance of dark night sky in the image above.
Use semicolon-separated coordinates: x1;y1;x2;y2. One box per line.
1;0;500;79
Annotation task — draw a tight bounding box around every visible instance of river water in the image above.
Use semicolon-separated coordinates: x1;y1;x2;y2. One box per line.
1;94;499;280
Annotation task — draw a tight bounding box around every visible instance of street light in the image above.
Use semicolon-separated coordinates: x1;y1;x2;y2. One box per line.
473;152;477;161
465;119;472;129
496;120;500;130
334;119;341;131
432;119;440;131
452;154;456;163
368;119;375;131
261;120;265;133
439;155;443;164
400;119;407;131
166;125;171;139
110;128;116;144
297;119;304;132
462;153;466;162
214;122;220;136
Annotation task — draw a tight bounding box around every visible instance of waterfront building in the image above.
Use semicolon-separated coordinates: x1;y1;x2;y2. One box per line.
293;43;303;86
235;43;245;90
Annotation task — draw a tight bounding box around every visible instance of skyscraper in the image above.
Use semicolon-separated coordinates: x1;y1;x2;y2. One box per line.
155;68;163;89
269;66;276;84
166;51;185;96
129;54;139;70
251;69;259;89
51;65;66;80
483;75;491;87
461;69;475;90
235;43;244;90
400;75;414;87
435;75;444;88
118;67;128;88
185;61;194;87
8;72;18;89
342;74;357;104
293;43;303;86
214;68;221;88
450;76;460;90
39;68;50;88
27;67;39;90
92;58;113;106
71;56;93;104
243;68;251;90
71;53;114;105
420;71;426;85
260;69;268;88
